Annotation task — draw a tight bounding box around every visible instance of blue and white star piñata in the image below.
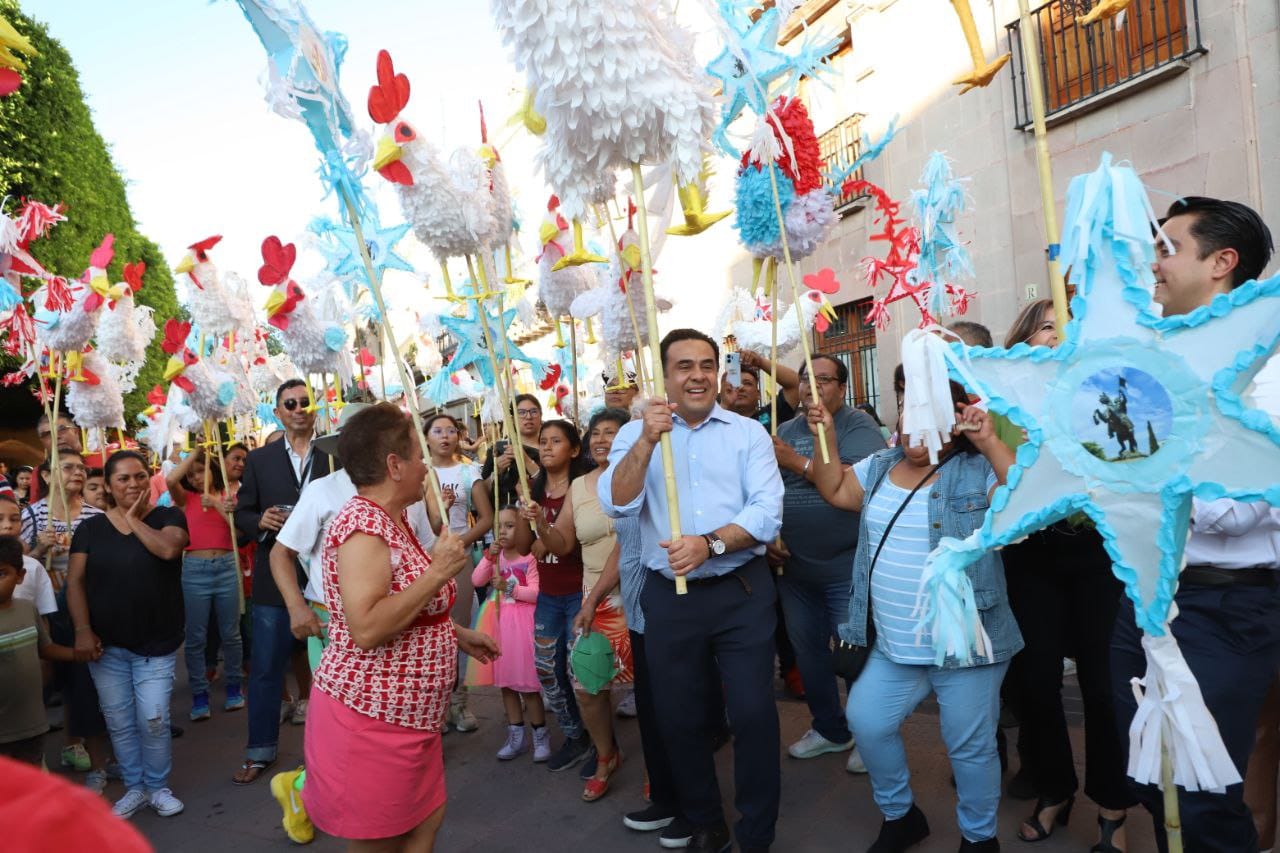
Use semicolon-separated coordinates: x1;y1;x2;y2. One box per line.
927;153;1280;792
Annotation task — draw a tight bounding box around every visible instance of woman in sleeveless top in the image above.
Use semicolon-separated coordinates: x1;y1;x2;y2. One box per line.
528;409;634;801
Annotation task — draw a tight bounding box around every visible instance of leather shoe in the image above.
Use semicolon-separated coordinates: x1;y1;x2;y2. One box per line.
958;838;999;852
868;804;929;853
687;823;731;852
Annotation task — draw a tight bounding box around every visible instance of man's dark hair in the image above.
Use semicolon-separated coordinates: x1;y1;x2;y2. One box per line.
337;403;414;487
660;329;719;372
275;378;308;405
948;321;994;348
514;393;541;412
1162;196;1274;287
801;354;849;385
0;535;23;572
36;410;73;429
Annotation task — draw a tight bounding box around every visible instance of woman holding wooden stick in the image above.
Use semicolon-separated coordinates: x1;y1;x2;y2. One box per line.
166;448;245;722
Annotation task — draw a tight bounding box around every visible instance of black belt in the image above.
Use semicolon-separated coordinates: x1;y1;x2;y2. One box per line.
1182;565;1277;587
658;556;765;594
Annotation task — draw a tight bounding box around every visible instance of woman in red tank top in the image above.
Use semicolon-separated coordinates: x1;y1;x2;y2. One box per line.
166;449;244;721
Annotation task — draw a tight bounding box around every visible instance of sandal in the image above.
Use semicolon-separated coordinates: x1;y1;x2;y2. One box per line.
232;758;277;786
581;749;623;802
1091;811;1127;853
1019;795;1074;842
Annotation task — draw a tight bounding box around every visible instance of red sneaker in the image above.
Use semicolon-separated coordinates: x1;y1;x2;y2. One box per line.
783;666;806;700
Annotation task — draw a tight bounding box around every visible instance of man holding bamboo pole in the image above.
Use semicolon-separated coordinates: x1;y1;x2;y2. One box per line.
599;327;783;853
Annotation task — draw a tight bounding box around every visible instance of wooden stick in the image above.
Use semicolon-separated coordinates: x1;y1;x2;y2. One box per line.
1161;740;1183;853
599;205;651;396
1016;0;1069;337
766;163;829;463
211;433;245;617
337;186;449;521
631;163;687;596
569;317;580;426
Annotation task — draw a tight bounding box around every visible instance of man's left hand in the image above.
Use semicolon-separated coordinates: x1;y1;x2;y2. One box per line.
660;534;711;576
771;436;804;473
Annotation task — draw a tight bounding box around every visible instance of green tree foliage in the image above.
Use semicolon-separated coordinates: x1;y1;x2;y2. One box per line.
0;0;180;425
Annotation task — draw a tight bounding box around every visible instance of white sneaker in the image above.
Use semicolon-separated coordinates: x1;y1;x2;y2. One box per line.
788;728;854;759
149;787;184;817
449;698;479;733
846;747;868;774
497;724;528;760
615;688;638;718
112;789;148;818
290;698;308;725
279;700;294;725
531;726;552;763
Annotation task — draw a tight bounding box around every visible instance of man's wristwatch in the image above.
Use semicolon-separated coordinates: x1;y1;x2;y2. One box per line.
702;533;727;557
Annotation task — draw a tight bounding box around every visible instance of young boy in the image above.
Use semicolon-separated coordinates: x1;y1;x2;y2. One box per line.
82;468;106;512
0;494;55;618
0;535;76;766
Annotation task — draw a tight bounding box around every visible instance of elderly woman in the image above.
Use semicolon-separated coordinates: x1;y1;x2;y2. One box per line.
301;403;497;851
66;450;190;819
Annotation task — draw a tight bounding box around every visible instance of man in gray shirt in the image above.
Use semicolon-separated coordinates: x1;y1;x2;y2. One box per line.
770;353;886;771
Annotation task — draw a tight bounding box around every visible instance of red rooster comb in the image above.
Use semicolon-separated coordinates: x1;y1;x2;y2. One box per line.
161;319;191;355
258;236;297;286
188;235;222;262
146;385;167;407
368;50;410;124
547;195;560;212
89;234;115;270
478;100;488;144
122;262;146;293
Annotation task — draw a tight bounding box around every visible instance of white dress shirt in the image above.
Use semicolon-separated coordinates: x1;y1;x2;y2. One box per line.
1187;498;1280;569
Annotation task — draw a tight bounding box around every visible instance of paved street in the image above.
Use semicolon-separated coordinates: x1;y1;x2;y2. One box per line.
44;673;1156;852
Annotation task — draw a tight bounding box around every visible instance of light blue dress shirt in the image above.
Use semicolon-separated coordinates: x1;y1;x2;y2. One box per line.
597;404;784;580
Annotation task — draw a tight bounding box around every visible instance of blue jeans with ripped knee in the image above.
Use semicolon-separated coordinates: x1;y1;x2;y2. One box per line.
89;647;177;792
534;591;583;740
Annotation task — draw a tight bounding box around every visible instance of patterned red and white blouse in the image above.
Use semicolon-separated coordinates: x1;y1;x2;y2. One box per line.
314;496;457;731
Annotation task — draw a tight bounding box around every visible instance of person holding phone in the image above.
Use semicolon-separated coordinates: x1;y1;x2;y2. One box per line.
231;380;336;786
481;394;543;507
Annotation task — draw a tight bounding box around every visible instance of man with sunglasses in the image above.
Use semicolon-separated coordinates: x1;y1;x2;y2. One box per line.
232;379;336;786
481;393;543;507
770;354;885;770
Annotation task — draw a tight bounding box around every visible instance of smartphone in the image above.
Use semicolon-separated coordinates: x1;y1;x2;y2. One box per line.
495;439;511;457
725;351;742;388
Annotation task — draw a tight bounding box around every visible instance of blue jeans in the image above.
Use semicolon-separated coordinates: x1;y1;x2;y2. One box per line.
777;574;853;744
534;591;583;740
847;648;1008;843
182;552;243;698
246;603;293;762
89;647;176;792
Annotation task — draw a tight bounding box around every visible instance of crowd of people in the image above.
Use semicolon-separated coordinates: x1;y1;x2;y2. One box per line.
0;195;1278;853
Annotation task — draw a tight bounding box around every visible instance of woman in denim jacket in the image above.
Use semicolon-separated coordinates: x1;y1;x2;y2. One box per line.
807;374;1020;853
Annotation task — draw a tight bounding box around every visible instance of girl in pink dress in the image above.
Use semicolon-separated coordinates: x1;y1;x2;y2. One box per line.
469;506;548;761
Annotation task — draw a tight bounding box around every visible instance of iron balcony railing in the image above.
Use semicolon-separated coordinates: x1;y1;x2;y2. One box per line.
817;112;871;215
1006;0;1206;129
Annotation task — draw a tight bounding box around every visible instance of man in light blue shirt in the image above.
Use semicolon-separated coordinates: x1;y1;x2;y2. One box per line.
599;329;783;853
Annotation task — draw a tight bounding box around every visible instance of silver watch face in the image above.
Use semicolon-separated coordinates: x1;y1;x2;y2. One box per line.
711;539;726;555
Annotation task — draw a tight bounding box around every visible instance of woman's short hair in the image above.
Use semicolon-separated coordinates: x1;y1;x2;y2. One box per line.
338;403;415;487
586;407;630;436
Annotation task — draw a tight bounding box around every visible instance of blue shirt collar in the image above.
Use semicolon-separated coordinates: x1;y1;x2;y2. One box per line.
673;403;734;430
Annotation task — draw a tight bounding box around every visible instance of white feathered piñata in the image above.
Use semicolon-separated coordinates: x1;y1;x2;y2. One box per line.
95;261;156;394
34;234;115;354
174;235;255;337
257;235;349;378
65;350;125;431
538;195;596;345
490;0;716;221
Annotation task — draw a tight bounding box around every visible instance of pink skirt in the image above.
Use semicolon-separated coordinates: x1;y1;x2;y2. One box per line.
302;688;446;840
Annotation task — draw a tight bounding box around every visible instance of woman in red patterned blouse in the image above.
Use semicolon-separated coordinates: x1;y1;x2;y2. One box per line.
300;404;498;850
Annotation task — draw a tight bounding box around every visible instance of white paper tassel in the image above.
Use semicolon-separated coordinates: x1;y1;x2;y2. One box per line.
1128;625;1241;793
899;328;957;464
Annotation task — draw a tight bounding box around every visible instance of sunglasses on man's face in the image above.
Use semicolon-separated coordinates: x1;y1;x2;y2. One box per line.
280;398;308;412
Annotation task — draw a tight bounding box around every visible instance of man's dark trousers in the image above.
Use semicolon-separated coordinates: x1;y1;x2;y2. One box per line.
642;556;780;848
1111;580;1280;852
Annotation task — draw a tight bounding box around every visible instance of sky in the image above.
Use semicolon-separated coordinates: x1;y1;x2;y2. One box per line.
20;0;752;366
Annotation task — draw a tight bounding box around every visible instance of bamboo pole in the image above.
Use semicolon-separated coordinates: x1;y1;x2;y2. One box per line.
569;318;580;426
1161;739;1183;853
337;187;449;521
600;204;651;397
631;163;687;596
768;259;784;578
765;163;829;463
1016;0;1069;337
211;433;245;617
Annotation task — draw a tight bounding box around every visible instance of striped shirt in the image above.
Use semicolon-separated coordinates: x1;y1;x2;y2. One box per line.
854;458;996;665
19;499;103;590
